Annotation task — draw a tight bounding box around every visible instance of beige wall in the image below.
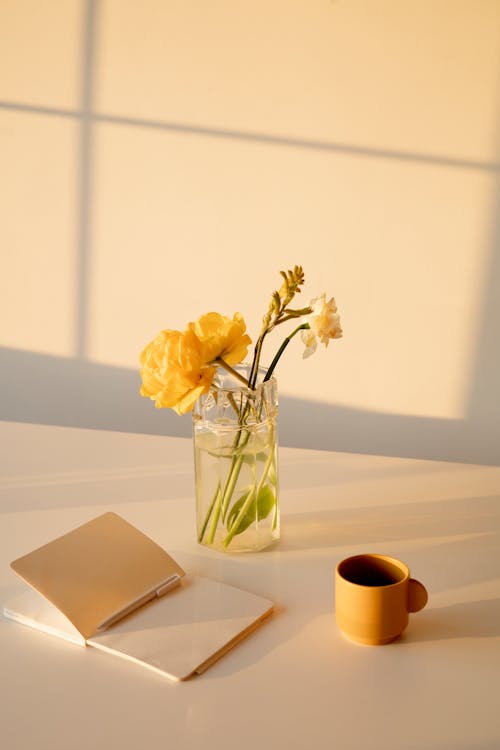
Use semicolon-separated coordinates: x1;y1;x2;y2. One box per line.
1;0;500;464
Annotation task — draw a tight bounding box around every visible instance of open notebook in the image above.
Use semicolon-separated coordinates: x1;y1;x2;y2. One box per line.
4;513;273;681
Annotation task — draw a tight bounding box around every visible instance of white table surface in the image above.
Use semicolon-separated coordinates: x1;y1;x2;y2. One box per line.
1;421;499;750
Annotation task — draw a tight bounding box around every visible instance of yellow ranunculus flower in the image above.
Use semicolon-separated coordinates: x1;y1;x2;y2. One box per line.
140;328;216;415
189;312;252;366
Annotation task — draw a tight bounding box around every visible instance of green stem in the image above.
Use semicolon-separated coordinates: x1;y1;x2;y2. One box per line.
220;453;245;519
223;429;276;548
212;357;251;387
263;323;309;382
227;392;241;419
273;308;312;327
249;332;266;389
248;306;312;389
207;360;255;526
220;395;255;522
198;481;220;543
197;363;247;541
198;430;247;541
206;483;223;544
220;429;253;520
201;336;277;545
271;501;279;531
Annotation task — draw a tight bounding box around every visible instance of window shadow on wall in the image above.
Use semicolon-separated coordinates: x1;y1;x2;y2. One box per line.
1;0;500;467
1;346;498;465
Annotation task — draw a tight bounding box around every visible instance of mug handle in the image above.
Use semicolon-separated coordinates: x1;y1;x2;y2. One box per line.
408;578;428;613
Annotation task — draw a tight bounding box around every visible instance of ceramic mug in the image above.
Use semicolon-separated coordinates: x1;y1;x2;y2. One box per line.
335;554;428;645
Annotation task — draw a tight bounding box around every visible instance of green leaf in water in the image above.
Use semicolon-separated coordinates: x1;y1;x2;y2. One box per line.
242;450;268;467
226;484;276;536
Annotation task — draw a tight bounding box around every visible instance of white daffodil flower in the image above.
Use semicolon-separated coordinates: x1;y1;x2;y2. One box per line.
301;293;342;358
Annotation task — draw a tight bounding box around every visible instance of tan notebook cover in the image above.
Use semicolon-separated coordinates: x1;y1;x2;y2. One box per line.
10;512;185;639
5;513;274;681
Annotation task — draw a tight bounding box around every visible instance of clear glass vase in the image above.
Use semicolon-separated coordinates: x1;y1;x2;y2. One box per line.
192;365;279;552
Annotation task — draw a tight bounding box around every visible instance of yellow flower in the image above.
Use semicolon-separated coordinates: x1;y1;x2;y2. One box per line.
301;294;342;359
189;312;252;366
140;328;216;415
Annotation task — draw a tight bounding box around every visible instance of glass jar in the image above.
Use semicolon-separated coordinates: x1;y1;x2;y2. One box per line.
192;365;279;552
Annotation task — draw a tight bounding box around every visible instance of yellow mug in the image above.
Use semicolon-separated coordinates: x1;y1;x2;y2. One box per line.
335;554;428;645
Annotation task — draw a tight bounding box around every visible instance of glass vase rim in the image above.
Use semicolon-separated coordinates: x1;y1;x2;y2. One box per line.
211;363;276;395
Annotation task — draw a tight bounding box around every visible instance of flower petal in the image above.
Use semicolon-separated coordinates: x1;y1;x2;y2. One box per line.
139;328;216;414
189;311;251;366
301;328;318;359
